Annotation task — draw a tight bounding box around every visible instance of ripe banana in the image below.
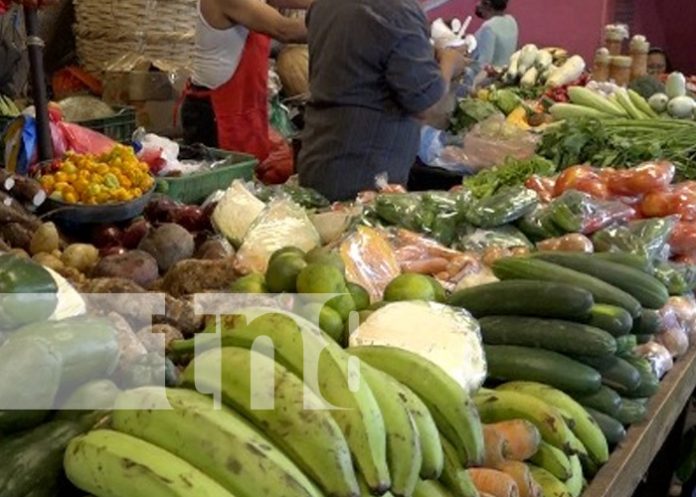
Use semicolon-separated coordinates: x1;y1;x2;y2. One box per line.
359;363;422;497
474;390;581;456
528;465;572;497
64;429;234;497
383;373;444;479
497;382;609;464
528;441;573;481
212;311;390;494
564;456;583;497
182;346;359;497
112;387;323;497
414;480;455;497
438;436;478;497
350;346;484;466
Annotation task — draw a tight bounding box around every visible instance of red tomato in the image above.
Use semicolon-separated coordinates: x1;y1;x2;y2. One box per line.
674;190;696;221
606;161;675;196
674;253;696;265
640;190;678;218
554;165;610;199
670;222;696;255
525;175;555;203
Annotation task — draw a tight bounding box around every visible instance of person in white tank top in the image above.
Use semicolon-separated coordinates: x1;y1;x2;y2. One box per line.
181;0;312;158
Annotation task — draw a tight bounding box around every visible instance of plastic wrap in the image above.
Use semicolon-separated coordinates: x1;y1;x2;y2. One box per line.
459;225;532;252
235;198;321;275
653;261;696;295
669;221;696;256
339;226;401;303
536;234;594;253
212;180;266;247
516;206;564;242
252;180;329;209
654;296;696;358
547;190;636;235
634;342;674;379
605;161;676;197
592;216;678;260
465;186;538;228
553;165;611;200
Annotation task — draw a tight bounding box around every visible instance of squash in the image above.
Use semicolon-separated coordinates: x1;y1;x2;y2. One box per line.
277;44;310;97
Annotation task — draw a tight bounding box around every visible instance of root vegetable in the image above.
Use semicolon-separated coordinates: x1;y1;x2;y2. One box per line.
496;461;540;497
136;324;184;353
483;424;511;467
0;201;40;230
30;222;60;255
487;420;541;462
91;224;123;249
537;234;594;253
144;196;181;224
0;169;15;190
0;237;9;252
93;250;160;288
195;238;235;260
161;258;238;298
173;205;209;232
61;244;100;273
100;246;127;257
469;468;520;497
122;218;151;249
8;248;29;259
0;223;33;250
11;176;46;207
138;223;195;272
32;252;65;271
400;257;449;275
108;312;148;367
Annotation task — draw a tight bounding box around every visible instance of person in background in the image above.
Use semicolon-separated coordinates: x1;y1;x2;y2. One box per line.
181;0;311;162
296;0;469;202
0;0;56;13
473;0;518;68
647;47;672;77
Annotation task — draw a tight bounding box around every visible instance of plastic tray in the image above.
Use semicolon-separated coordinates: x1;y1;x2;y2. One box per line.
155;149;257;204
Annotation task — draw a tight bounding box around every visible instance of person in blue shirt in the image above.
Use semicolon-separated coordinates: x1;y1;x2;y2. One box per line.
474;0;519;68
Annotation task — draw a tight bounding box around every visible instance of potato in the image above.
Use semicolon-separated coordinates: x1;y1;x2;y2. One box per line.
8;248;29;259
62;244;100;273
93;250;160;288
32;252;65;271
139;223;195;272
30;222;60;255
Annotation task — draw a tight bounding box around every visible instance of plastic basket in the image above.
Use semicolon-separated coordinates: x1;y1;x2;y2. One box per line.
155;149;257;204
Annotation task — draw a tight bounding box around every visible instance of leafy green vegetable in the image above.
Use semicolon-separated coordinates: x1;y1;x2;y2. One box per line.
628;76;666;99
490;89;523;115
462;155;557;199
450;98;501;134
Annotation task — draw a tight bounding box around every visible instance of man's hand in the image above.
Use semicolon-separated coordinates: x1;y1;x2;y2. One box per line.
435;47;470;79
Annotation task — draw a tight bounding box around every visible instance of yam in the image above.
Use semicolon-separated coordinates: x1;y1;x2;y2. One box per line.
136;324;184;353
469;468;520;497
30;222;60;255
1;222;33;250
483;424;511;467
496;461;540;497
62;244;100;273
138;223;195;272
32;252;65;272
93;250;159;288
488;420;542;462
195;238;235;260
161;258;238;297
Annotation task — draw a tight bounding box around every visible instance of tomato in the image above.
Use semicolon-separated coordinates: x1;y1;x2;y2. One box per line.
670;222;696;255
674;190;696;221
674;253;696;265
606;161;676;196
554;165;610;199
525;175;555;203
640;190;678;218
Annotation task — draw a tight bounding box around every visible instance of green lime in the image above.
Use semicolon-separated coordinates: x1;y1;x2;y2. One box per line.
266;255;307;293
327;293;357;321
230;273;268;294
347;282;370;311
384;274;436;302
426;276;447;303
269;246;306;266
296;263;347;295
305;247;346;273
203;314;248;333
298;303;344;343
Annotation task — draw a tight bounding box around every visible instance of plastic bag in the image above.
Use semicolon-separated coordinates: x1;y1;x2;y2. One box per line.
640;185;696;221
553;165;611;200
459;225;532;252
55;121;116;156
339;226;401;303
465;186;538;228
134;130;181;176
212;180;266;247
536;234;594;253
516;205;564;242
253;180;330;209
592;216;678;260
456;115;538;172
654;296;696;358
605;160;676;197
235;198;321;274
653;261;696;295
256;128;294;185
269;96;296;139
546;190;636;235
669;221;696;256
634;342;674;379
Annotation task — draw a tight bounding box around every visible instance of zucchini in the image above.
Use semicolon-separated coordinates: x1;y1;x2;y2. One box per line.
572;385;622;417
465;186;538;228
5;316;119;387
593;252;653;273
615;335;638;357
492;257;642;317
448;280;594;320
623;355;660;398
631;309;661;335
479;316;616;357
574;355;642;395
484;345;602;394
635;334;654;344
0;254;58;331
531;252;669;310
584;407;626;445
615;398;647;425
583;304;633;337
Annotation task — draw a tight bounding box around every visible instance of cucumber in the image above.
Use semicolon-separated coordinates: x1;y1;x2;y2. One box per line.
615;398;647;425
5;316;119;387
635;334;654;344
448;280;594;320
492;257;642;317
593;252;654;273
574;355;642;395
531;252;669;310
615;335;638;357
631;309;661;335
583;304;633;337
572;386;622;417
623;355;660;398
484;345;602;394
584;407;626;445
479;316;616;357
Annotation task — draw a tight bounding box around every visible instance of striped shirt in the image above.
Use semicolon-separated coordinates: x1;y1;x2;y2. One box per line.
297;0;445;201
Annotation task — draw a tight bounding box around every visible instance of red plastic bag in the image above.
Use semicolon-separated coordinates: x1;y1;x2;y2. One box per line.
55;121;116;155
256;129;293;185
554;165;611;199
606;161;675;197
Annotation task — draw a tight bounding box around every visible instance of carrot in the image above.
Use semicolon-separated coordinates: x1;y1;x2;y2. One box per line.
488;420;541;461
483;424;510;467
496;461;541;497
401;257;449;274
469;468;520;497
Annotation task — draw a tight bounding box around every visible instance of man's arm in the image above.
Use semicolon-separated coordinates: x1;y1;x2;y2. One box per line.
216;0;307;43
267;0;313;10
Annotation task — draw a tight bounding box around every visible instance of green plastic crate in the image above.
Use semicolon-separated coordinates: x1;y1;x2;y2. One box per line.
155;149;257;204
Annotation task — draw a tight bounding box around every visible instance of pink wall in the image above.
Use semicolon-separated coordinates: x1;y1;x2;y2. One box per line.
429;0;613;62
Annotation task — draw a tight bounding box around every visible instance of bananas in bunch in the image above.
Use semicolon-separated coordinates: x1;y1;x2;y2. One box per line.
64;311;486;497
0;94;20;117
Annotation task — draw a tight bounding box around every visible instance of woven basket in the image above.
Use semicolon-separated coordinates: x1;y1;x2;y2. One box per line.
73;0;197;73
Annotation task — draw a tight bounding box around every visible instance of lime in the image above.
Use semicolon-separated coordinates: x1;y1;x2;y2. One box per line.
346;282;370;311
305;247;346;273
296;263;347;295
327;293;357;321
383;274;436;302
298;303;344;343
269;246;307;266
230;273;268;294
203;314;247;333
266;255;307;293
426;276;447;303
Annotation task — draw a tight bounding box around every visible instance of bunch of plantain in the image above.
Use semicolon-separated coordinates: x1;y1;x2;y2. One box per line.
0;94;20;117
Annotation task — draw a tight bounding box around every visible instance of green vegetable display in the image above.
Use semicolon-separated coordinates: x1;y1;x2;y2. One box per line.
462;155;557;199
450;98;501;134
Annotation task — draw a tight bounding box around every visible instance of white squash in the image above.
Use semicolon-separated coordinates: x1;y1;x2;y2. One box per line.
276;44;310;97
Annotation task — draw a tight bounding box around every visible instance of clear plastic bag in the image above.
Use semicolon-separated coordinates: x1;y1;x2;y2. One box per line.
459;225;532;252
634;342;674;379
592;216;678;260
547;190;636;235
653;261;696;295
465;186;539;228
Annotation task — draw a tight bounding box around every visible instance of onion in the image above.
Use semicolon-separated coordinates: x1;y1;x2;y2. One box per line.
173;205;208;232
